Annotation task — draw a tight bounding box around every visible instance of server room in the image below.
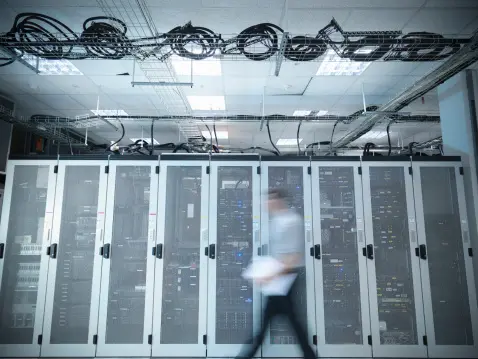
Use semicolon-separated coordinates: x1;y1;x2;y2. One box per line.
0;1;478;359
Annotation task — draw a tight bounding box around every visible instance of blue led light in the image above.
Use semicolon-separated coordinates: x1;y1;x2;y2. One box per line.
245;298;252;303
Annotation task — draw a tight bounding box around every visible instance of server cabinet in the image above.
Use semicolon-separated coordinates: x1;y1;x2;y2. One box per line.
96;159;159;357
361;159;427;357
207;155;261;357
152;155;210;357
0;159;57;357
259;158;316;358
40;160;108;357
412;159;478;358
310;158;372;358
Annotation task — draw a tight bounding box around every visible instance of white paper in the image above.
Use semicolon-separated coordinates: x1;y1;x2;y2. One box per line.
261;274;297;296
242;256;284;280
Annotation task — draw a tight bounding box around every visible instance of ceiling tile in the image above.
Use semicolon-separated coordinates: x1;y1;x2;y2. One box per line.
225;77;267;95
0;75;64;95
425;0;478;7
71;60;141;77
42;76;99;95
362;62;418;76
178;76;224;95
265;76;312;96
305;76;358;95
343;9;417;31
222;62;272;77
11;94;55;111
112;94;158;110
347;75;402;95
33;94;86;110
72;94;121;110
285;9;351;33
403;8;478;34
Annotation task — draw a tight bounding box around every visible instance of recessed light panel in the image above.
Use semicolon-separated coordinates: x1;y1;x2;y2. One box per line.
91;110;129;116
277;138;303;146
293;110;311;116
359;131;388;140
202;130;228;139
24;55;83;75
316;50;371;76
187;96;226;110
172;57;222;76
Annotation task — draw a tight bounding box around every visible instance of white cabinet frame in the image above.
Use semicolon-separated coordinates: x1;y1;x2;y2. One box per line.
152;158;209;357
41;160;108;357
0;160;57;358
259;160;317;358
412;161;478;358
361;160;427;358
96;160;159;357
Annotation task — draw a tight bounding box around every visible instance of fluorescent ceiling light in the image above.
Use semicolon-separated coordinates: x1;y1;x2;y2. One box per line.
277;138;303;146
202;130;228;139
316;50;371;76
187;96;225;110
91;110;128;116
172;56;222;76
316;110;328;116
354;47;378;55
293;110;311;116
130;138;159;145
359;131;388;140
23;55;83;75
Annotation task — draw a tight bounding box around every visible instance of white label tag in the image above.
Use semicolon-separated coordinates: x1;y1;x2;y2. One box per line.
187;204;194;218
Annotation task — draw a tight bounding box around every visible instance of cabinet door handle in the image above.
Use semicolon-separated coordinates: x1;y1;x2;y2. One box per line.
102;243;110;259
0;243;5;259
209;244;215;259
419;244;427;260
155;244;163;259
49;243;58;259
314;244;321;260
366;244;374;260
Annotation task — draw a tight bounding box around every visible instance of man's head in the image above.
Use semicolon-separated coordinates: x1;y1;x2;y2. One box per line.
267;188;289;213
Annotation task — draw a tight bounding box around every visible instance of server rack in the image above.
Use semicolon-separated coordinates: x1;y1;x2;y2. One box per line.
361;158;427;358
0;159;57;358
96;158;159;357
411;158;478;358
152;155;210;357
310;157;372;358
41;159;108;357
259;157;316;358
207;155;261;358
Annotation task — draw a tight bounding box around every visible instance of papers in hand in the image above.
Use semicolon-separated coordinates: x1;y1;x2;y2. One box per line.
242;256;297;296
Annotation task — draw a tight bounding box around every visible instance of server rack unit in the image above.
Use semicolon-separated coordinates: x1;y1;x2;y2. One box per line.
0;158;58;358
361;158;427;358
310;157;372;358
152;155;210;357
41;159;108;357
411;158;478;358
96;158;159;358
259;157;316;358
207;154;261;358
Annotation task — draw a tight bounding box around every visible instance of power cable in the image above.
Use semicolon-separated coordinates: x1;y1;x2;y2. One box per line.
150;119;154;155
107;120;125;153
266;121;281;155
296;121;302;155
213;124;219;147
386;120;395;156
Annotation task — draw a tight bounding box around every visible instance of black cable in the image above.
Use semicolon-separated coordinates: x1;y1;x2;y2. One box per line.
266;121;281;155
213;124;219;147
329;120;341;152
201;121;213;153
386;120;394;156
408;141;418;155
297;121;302;155
150;119;154;155
107;121;125;153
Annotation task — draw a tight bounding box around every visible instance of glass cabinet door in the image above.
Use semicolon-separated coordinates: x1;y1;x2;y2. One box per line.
0;161;57;357
41;161;107;357
96;161;158;357
362;162;427;358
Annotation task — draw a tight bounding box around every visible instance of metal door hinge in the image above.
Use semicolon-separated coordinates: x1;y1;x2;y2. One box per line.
53;165;58;173
93;334;98;345
367;335;372;345
307;166;311;175
148;334;153;345
155;166;159;174
358;166;362;175
38;334;43;345
312;335;317;345
105;165;109;174
423;335;428;346
257;166;261;175
203;334;207;345
206;166;210;174
408;167;413;175
460;167;464;175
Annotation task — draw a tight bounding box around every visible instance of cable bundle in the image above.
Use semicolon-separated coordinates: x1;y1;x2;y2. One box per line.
81;17;132;59
166;22;220;60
